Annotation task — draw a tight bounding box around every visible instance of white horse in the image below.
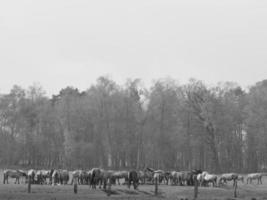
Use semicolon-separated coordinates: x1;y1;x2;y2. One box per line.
199;171;217;187
246;173;263;184
197;173;205;186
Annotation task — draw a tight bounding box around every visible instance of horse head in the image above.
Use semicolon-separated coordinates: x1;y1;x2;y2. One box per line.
145;167;155;173
17;170;27;177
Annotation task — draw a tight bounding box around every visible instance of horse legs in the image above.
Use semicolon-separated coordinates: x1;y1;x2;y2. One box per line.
134;180;138;190
98;178;102;189
258;177;262;184
91;178;96;189
128;179;131;189
165;176;169;185
103;179;107;190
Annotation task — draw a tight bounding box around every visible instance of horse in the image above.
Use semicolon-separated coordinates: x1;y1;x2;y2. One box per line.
201;172;217;187
113;170;128;185
18;170;28;183
52;169;60;185
128;170;139;189
90;168;102;189
154;170;168;185
237;175;244;183
169;171;183;185
27;169;36;184
3;169;27;184
142;168;153;184
79;170;88;185
70;170;79;185
163;171;171;185
48;169;54;184
146;167;170;184
180;171;194;186
182;169;203;186
100;169;116;190
59;170;69;185
137;170;146;184
36;170;44;184
37;170;52;184
197;172;205;186
145;168;169;185
70;170;87;185
246;173;263;184
87;169;93;187
35;170;51;184
152;171;161;186
218;173;238;187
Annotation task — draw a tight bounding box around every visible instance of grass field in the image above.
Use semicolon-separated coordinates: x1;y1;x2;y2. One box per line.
1;171;267;200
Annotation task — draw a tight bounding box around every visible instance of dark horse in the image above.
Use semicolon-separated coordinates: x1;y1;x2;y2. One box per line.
90;168;102;189
128;170;138;189
180;169;202;186
59;170;69;185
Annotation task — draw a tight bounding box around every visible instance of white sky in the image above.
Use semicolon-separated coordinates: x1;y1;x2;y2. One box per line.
0;0;267;96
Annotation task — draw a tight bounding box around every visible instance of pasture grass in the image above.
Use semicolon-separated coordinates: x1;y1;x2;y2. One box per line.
1;171;267;200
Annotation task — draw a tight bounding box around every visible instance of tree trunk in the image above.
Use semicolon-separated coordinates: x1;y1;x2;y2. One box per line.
206;123;220;173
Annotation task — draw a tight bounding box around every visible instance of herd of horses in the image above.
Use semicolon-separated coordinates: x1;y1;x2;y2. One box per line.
2;167;267;190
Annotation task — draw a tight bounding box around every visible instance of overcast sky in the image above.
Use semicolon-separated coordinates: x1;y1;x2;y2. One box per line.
1;0;267;96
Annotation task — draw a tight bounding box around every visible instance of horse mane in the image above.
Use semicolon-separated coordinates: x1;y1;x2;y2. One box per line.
146;167;155;173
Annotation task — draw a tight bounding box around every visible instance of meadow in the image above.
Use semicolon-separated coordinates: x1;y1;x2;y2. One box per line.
1;171;267;200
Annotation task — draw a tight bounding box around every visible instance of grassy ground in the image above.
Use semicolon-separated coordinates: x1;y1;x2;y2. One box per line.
1;171;267;200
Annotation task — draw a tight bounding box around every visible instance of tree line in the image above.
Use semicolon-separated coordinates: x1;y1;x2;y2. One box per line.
0;77;267;173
